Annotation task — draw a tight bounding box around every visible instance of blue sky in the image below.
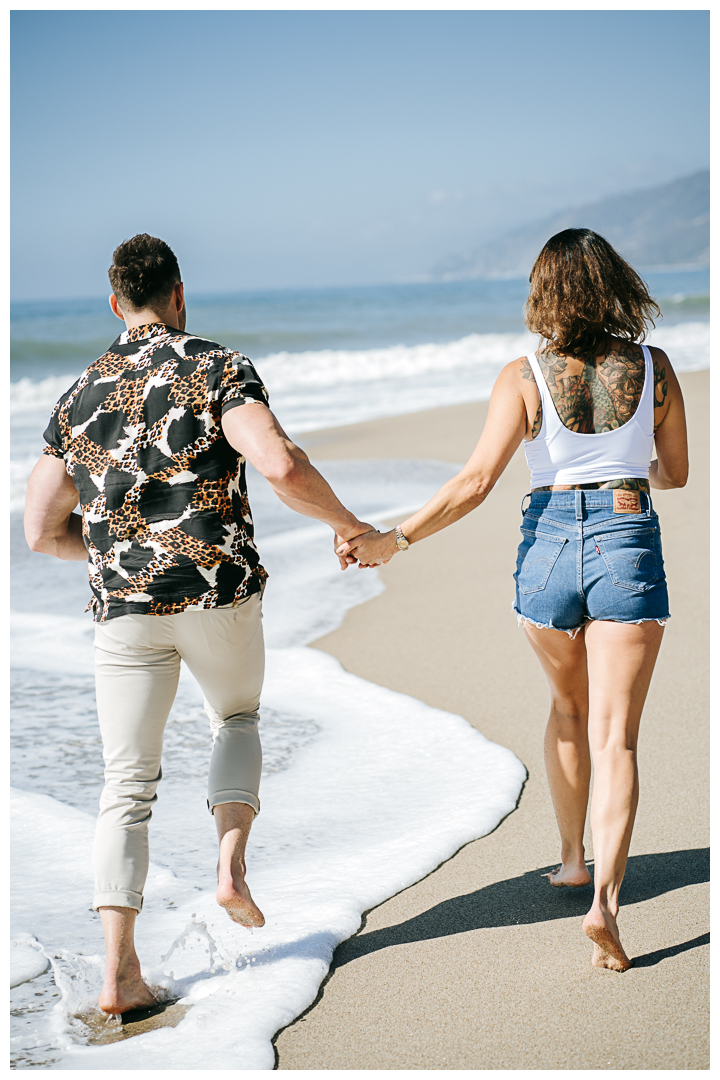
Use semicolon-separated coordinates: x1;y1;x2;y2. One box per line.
11;9;709;300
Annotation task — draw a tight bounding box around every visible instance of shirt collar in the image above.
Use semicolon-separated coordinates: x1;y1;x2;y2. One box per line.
118;322;174;345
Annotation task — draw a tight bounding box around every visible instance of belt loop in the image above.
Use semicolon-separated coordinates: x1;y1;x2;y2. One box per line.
644;490;654;516
521;492;531;517
575;489;583;520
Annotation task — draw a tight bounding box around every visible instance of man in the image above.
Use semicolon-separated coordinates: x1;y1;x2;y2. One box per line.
24;234;370;1015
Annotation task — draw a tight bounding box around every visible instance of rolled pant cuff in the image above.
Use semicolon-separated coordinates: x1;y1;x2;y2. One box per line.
208;789;260;816
93;889;144;913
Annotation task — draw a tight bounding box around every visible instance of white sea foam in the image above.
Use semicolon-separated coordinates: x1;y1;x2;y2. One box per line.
10;457;527;1069
10;322;709;435
644;321;710;374
11;653;525;1069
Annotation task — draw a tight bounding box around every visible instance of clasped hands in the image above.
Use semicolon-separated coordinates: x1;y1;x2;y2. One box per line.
333;524;399;570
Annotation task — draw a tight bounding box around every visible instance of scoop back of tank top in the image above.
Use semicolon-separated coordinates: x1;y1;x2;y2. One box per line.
523;345;655;488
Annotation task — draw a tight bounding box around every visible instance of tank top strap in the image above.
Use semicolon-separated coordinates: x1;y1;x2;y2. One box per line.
525;352;547;397
638;344;655;437
525;352;558;432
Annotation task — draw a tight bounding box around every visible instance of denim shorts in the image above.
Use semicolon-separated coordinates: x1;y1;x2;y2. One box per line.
512;490;670;637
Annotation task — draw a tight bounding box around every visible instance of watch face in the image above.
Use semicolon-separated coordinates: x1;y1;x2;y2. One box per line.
396;533;409;550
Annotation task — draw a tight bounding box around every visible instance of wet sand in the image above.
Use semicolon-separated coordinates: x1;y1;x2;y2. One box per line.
274;369;709;1070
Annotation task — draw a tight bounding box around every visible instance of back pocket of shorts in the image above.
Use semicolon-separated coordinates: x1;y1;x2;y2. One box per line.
515;531;567;594
594;527;661;592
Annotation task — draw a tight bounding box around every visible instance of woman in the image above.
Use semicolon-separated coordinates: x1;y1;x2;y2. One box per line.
337;229;688;972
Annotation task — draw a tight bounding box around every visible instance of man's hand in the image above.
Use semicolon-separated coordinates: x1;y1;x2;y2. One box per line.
333;523;376;570
24;455;86;560
336;528;398;568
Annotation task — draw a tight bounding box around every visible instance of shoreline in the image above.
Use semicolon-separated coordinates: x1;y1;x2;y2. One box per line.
275;369;709;1070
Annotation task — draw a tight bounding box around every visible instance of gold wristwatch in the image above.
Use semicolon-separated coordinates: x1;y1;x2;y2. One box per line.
395;526;410;551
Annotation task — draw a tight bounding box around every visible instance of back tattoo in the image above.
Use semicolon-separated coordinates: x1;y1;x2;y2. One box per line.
521;339;669;493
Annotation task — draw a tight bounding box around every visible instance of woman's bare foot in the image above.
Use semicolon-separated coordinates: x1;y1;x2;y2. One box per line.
583;909;632;972
544;862;592;887
590;942;630;972
98;958;157;1015
216;861;265;928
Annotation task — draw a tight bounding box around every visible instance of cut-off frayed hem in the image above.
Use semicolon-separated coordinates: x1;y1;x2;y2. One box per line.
513;610;670;638
514;612;586;640
586;615;671;627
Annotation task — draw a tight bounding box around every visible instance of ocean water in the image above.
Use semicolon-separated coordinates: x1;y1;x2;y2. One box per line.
9;270;711;511
10;272;708;1068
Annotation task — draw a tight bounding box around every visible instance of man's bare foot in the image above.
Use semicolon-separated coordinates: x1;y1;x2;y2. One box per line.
216;862;265;928
583;911;632;972
99;960;157;1015
544;863;592;887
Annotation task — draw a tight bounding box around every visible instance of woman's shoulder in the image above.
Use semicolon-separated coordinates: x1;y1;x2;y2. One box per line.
497;356;542;401
499;356;542;437
504;355;538;382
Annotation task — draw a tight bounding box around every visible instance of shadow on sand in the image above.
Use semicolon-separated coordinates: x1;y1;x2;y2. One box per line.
332;847;709;969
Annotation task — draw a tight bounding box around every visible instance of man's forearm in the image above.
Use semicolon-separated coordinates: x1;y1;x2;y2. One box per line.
268;456;362;536
221;405;366;539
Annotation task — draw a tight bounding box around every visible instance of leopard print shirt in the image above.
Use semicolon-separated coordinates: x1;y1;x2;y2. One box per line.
43;322;269;622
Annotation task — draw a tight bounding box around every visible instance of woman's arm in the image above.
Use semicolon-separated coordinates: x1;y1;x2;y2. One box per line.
337;360;529;566
648;348;688;490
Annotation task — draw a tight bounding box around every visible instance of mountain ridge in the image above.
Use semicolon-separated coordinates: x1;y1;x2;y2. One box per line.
432;169;709;280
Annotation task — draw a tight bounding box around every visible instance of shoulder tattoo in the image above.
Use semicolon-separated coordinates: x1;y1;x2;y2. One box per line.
520;357;536;381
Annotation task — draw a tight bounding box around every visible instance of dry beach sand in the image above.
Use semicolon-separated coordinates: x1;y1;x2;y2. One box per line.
274;369;709;1070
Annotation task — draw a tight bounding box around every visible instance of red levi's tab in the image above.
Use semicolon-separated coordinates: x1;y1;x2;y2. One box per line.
613;490;642;514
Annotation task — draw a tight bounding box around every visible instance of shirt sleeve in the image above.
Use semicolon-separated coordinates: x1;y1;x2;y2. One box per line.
220;353;270;415
42;404;69;459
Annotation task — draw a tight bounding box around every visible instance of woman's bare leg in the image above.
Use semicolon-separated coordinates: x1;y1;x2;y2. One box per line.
215;802;265;927
523;624;592;886
582;619;664;970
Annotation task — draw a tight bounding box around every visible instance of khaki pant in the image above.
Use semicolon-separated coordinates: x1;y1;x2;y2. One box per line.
92;594;264;912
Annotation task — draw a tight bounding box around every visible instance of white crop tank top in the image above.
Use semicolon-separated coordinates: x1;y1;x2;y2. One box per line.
523;345;655;488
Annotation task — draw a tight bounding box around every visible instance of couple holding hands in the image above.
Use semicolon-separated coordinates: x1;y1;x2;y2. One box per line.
24;227;687;1014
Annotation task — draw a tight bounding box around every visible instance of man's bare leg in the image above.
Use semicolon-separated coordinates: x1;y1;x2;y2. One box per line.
98;906;156;1014
523;624;593;887
583;619;665;971
215;801;265;927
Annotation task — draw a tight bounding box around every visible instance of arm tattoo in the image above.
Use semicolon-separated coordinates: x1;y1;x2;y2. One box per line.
654;360;668;410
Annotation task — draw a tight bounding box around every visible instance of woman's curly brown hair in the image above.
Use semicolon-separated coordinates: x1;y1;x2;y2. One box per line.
524;228;661;357
108;233;181;312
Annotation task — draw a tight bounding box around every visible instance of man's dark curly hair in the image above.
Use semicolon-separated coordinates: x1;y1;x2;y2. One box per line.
524;228;660;357
108;234;181;312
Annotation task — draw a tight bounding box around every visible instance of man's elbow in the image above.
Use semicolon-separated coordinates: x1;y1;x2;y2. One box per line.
25;526;53;554
262;449;306;489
